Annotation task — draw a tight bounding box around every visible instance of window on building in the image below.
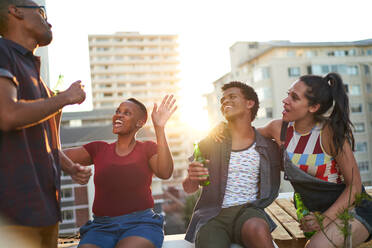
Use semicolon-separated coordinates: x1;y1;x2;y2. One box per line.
248;43;258;49
351;103;363;113
115;56;124;60
346;65;359;75
101;102;114;107
358;161;369;172
96;38;109;42
354;123;365;133
266;107;273;118
287;50;296;57
97;56;110;61
334;50;346;56
262;67;270;79
355;142;368;153
327;51;335;56
349;85;361;96
306;51;317;57
62;210;74;222
288;67;300;77
257;87;272;101
99;84;112;88
253;67;270;82
61;188;73;200
364;65;370;74
368;102;372;112
348;49;356;56
310;65;329;75
96;47;109;52
366;49;372;56
366;83;372;94
69;119;82;127
257;107;273;119
103;93;113;97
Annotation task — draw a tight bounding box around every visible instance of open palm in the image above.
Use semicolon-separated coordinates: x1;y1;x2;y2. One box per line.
151;95;177;128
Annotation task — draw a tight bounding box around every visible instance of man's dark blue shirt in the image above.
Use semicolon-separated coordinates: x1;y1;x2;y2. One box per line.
0;38;61;226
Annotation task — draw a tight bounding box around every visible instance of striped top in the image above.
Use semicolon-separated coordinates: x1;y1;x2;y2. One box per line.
222;143;260;208
285;122;343;184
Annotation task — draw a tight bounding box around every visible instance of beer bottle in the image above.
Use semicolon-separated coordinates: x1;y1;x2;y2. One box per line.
53;74;64;95
193;143;210;186
294;192;316;239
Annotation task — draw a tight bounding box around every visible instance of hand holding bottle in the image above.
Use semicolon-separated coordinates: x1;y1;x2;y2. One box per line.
295;193;317;238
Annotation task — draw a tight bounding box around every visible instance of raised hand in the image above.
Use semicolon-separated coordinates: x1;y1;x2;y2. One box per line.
151;95;177;128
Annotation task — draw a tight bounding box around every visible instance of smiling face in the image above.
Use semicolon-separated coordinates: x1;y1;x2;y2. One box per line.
220;87;254;122
112;101;145;135
282;80;319;123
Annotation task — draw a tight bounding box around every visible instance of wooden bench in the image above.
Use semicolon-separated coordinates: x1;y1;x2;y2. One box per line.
58;188;372;248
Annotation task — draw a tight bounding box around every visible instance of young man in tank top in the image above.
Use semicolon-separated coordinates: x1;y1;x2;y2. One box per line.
182;81;281;248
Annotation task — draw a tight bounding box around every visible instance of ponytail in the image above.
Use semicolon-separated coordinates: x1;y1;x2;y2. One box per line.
324;73;355;154
300;73;354;155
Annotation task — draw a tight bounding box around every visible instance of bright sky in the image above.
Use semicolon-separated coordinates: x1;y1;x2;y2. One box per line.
45;0;372;132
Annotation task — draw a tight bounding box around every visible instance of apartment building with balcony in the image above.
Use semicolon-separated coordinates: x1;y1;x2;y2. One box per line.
206;39;372;189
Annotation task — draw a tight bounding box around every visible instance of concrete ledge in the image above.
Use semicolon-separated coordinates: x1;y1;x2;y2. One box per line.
163;234;278;248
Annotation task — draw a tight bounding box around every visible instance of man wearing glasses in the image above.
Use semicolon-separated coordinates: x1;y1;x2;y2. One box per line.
0;1;90;247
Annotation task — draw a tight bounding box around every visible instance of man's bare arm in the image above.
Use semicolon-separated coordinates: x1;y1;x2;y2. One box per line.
0;77;85;131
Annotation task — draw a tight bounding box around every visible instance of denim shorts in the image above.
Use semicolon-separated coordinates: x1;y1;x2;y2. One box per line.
78;208;164;248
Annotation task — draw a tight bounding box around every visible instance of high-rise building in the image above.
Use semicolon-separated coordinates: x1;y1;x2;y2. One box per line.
207;39;372;189
88;32;189;184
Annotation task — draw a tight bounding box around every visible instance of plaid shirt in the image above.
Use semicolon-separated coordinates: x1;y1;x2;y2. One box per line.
0;38;61;226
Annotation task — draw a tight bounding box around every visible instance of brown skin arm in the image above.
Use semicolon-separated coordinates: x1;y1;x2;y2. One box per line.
63;147;93;166
59;150;92;185
301;125;362;232
257;119;283;146
0;77;85;131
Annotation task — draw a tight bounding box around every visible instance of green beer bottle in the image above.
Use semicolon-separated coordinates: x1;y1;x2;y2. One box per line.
52;74;64;95
193;143;210;186
294;192;316;239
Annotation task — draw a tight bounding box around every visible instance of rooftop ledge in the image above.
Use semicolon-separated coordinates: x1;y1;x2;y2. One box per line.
58;188;372;248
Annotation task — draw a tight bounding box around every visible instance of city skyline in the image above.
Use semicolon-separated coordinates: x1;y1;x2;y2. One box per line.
45;0;372;132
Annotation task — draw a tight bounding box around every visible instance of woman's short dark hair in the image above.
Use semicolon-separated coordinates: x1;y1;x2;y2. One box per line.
127;98;147;123
221;81;259;121
299;73;354;155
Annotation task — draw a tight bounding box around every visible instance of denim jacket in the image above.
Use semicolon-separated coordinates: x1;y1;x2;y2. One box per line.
185;126;281;242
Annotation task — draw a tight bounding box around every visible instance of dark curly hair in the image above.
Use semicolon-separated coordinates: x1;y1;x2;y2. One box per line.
221;81;259;121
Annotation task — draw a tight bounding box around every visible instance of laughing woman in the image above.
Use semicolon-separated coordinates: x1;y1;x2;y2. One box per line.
64;95;176;248
259;73;372;247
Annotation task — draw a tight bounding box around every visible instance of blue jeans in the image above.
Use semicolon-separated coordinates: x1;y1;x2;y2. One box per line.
78;209;164;248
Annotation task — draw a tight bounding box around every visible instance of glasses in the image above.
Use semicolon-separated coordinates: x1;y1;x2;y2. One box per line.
15;5;47;21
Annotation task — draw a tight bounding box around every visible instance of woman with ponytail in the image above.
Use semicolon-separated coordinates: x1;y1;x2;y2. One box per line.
213;72;372;247
257;72;372;247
